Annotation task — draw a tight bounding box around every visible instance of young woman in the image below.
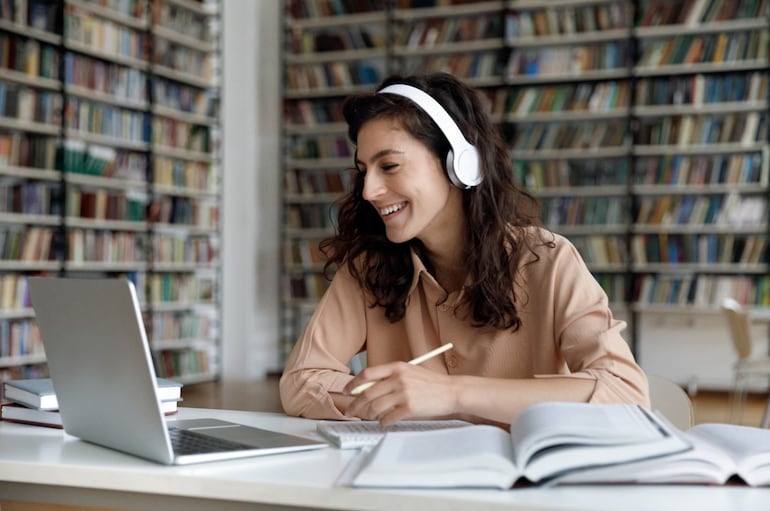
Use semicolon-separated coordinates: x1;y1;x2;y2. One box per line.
280;73;649;427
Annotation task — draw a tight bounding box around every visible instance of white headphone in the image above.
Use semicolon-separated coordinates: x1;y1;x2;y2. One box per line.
378;84;482;189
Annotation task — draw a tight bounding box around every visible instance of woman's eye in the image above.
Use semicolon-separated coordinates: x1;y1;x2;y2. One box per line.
381;163;397;172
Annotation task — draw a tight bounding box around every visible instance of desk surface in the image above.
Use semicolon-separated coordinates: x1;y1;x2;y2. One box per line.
1;407;769;511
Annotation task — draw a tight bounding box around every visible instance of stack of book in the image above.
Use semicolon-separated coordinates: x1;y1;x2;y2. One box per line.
0;377;183;429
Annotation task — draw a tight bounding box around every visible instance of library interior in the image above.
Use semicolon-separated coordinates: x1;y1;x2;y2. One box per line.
1;0;770;507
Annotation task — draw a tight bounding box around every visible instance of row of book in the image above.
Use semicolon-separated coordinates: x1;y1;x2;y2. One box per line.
154;157;215;192
507;43;629;77
152;233;216;265
65;96;150;143
56;140;148;182
284;168;350;196
284;98;344;126
151;118;211;153
149;310;215;342
396;15;502;48
153;348;210;379
150;195;219;229
287;0;382;19
638;0;769;27
0;0;57;31
64;53;147;105
286;204;337;231
64;4;149;63
153;79;216;118
0;273;32;310
285;61;383;92
147;273;216;304
283;239;327;268
406;52;500;82
0;226;54;262
634;153;765;187
0;179;56;216
0;84;60;124
67;229;146;263
635;72;768;106
632;233;768;265
541;196;629;227
0;33;59;80
155;0;213;42
291;26;382;55
0;376;182;429
290;134;351;160
638;31;769;67
501;81;631;117
515;159;629;190
634;274;770;307
66;187;146;222
0;319;42;358
571;235;629;266
153;38;214;83
594;274;628;304
0;132;57;169
635;194;766;227
638;112;764;146
511;121;628;151
506;2;629;38
284;273;331;301
285;71;767;125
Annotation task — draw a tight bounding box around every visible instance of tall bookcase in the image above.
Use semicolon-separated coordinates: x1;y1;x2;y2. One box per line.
281;0;770;386
0;0;222;385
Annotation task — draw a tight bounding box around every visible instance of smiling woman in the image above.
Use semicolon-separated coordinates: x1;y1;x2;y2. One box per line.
279;73;650;428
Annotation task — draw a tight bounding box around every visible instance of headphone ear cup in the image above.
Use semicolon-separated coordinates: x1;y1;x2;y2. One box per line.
446;146;481;189
445;150;460;188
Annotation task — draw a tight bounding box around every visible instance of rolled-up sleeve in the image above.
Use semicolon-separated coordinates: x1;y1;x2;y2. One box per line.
279;266;368;419
533;235;650;407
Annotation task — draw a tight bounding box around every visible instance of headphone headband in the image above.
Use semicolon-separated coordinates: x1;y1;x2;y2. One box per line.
378;84;482;188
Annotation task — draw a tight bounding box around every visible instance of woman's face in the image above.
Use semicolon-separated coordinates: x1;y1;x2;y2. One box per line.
356;117;463;247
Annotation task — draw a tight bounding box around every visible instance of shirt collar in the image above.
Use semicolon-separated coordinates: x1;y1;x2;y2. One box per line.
408;248;428;295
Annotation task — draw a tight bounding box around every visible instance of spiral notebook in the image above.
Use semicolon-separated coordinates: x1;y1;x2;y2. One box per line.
317;419;470;449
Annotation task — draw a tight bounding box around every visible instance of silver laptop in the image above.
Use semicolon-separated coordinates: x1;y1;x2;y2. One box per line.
28;276;327;465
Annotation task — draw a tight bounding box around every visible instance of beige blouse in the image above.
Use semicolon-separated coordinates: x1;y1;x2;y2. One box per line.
280;230;650;420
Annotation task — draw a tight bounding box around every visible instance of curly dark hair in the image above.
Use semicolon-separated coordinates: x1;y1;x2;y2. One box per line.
320;72;551;331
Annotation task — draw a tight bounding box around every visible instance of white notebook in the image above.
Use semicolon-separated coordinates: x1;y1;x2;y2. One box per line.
317;420;470;449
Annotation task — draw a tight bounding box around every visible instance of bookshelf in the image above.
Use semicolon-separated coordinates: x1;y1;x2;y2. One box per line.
505;0;635;337
631;0;770;315
282;0;387;358
281;0;770;387
0;0;221;386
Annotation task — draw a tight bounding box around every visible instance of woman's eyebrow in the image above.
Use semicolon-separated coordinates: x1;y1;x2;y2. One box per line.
357;149;404;167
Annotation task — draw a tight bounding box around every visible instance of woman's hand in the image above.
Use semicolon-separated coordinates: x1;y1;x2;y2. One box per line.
342;362;456;426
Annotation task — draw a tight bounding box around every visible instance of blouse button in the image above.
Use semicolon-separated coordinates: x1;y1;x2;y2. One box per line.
446;355;458;368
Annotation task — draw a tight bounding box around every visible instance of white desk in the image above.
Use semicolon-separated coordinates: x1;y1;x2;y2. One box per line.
0;407;769;511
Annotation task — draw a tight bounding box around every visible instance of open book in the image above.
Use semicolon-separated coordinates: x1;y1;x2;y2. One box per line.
555;422;770;487
347;402;689;489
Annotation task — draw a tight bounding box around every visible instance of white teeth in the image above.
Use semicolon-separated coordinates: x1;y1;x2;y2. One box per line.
379;204;403;216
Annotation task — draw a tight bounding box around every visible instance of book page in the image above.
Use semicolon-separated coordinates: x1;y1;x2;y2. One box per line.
350;425;518;489
552;431;732;485
510;402;670;466
689;423;770;485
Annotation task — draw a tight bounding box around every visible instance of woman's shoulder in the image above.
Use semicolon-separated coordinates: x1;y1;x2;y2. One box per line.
517;226;582;264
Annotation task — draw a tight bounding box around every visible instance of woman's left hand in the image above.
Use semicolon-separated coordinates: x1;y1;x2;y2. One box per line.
342;362;456;425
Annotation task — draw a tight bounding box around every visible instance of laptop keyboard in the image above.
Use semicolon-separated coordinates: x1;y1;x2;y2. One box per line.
168;426;254;455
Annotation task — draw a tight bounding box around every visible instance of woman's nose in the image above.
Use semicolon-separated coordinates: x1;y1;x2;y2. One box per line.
362;170;384;201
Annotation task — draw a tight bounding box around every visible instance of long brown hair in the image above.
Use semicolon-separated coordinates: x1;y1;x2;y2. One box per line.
321;73;550;331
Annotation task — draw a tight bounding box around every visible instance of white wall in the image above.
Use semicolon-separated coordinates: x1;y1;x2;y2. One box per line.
221;1;282;379
638;312;769;393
